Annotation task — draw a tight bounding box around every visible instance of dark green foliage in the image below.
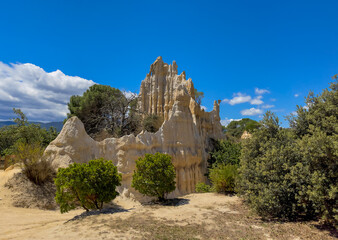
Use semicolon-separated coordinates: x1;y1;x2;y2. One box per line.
132;153;176;201
195;182;212;193
289;80;338;224
209;164;238;193
0;108;58;157
142;114;163;133
208;139;241;167
238;112;310;220
67;84;140;139
224;118;260;139
55;158;121;213
206;139;241;193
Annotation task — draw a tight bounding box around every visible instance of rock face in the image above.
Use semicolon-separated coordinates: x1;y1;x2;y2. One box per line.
45;57;224;200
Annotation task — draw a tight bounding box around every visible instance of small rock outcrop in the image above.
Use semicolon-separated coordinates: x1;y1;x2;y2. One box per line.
45;57;224;200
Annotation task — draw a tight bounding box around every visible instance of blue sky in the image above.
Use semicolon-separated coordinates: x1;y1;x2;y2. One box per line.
0;0;337;126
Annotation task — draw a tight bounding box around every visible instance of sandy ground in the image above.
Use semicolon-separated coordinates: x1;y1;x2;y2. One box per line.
0;169;336;240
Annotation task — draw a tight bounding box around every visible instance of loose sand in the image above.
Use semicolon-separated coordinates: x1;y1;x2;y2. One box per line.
0;169;336;240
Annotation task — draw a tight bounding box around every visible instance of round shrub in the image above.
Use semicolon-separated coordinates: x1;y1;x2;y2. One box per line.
55;158;121;213
195;182;212;193
132;153;176;201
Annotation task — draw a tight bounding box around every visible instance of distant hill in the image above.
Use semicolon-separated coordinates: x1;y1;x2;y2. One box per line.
0;121;63;132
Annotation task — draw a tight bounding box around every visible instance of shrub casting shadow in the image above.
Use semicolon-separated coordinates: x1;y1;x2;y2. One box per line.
142;198;190;207
66;206;132;223
314;223;338;238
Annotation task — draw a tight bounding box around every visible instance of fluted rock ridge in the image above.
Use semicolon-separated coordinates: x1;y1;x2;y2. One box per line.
45;57;224;201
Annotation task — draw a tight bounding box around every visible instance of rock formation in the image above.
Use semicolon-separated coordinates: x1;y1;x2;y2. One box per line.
240;130;252;139
45;57;224;200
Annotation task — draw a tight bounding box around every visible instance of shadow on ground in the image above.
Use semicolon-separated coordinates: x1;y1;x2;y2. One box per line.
142;198;190;207
66;206;132;223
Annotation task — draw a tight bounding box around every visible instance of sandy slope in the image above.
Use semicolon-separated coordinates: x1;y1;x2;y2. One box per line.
0;169;335;240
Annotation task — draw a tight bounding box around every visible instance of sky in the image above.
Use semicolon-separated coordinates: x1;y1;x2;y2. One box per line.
0;0;337;126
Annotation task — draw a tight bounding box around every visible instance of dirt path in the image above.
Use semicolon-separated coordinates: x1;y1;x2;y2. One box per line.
0;170;336;240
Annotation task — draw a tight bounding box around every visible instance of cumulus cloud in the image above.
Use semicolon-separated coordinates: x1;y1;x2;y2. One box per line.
250;95;263;105
223;92;264;106
255;88;270;95
294;93;299;98
0;61;95;122
222;92;252;105
240;108;263;116
220;118;242;127
201;105;207;111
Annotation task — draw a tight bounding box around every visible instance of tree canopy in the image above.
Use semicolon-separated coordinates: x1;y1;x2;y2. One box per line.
223;118;260;139
0;108;58;156
67;84;140;140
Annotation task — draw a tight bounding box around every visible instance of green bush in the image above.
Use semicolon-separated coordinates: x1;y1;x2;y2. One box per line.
195;182;212;193
289;80;338;224
55;158;121;213
15;141;56;185
208;139;241;167
209;164;238;193
132;153;176;201
142;114;163;133
0;108;58;157
238;112;313;220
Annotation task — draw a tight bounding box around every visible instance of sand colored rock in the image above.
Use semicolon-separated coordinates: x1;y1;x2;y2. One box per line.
45;57;224;200
241;130;252;139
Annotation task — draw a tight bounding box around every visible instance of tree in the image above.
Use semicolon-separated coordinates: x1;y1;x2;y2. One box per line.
194;89;204;105
55;158;121;213
132;153;176;201
238;112;311;220
289;79;338;224
224;118;260;139
67;84;140;140
0;108;58;156
208;139;241;167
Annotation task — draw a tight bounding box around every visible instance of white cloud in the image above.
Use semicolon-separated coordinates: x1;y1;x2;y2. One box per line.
255;88;270;95
201;105;207;110
222;92;252;105
220;118;242;127
123;90;138;99
294;93;299;98
0;62;96;121
270;98;276;102
262;104;275;109
250;95;263;105
240;108;263;116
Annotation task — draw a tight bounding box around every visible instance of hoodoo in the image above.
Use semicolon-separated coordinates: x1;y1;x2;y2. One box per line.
45;57;224;200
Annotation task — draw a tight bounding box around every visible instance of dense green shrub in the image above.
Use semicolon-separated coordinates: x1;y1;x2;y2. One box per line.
0;108;58;157
55;158;121;213
195;182;212;193
208;139;241;167
289;80;338;224
238;112;314;220
142;114;163;133
209;164;238;193
132;153;176;201
15;141;56;185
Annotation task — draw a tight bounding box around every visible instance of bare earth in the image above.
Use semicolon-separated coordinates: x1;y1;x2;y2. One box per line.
0;169;336;240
